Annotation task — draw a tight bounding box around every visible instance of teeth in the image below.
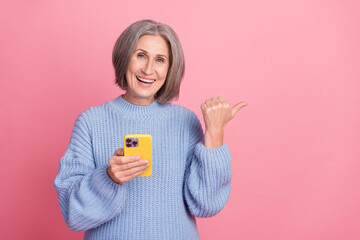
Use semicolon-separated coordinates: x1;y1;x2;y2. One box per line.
137;76;155;83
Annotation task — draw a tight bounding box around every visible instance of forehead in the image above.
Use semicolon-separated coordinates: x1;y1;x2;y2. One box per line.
135;35;169;57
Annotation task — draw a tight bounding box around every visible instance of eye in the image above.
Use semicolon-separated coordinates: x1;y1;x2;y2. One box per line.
137;53;146;59
156;58;165;63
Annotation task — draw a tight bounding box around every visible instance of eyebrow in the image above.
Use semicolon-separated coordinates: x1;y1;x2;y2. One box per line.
135;49;168;59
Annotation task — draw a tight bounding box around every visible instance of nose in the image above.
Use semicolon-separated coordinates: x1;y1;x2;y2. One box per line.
142;60;154;75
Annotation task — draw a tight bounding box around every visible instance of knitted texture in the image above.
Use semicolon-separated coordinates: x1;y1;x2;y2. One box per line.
54;96;232;240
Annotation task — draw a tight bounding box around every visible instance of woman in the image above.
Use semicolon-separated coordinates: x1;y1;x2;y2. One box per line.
54;19;246;240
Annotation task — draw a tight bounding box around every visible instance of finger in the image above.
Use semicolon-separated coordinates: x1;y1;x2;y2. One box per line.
109;154;141;165
212;98;224;108
118;159;149;171
217;96;227;102
118;167;148;184
205;99;215;107
211;97;219;105
121;164;149;178
217;96;230;108
200;103;207;112
114;148;124;156
231;102;247;118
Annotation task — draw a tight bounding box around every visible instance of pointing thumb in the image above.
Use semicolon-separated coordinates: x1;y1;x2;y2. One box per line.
231;102;247;118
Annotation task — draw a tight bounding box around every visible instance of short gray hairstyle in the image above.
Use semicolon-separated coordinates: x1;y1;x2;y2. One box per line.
112;19;185;103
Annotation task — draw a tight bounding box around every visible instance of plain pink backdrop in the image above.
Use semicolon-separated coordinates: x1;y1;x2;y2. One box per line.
1;0;360;239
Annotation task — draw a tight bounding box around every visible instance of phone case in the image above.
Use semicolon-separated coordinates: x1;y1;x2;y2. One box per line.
124;134;152;177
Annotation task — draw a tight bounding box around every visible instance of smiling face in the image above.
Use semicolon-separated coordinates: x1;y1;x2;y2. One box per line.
123;35;170;105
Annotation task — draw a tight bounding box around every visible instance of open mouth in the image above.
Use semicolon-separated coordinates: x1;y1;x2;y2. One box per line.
136;76;155;84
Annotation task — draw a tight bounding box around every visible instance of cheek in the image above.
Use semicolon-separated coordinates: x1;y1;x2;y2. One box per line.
159;66;169;80
127;60;139;74
125;69;132;84
126;60;140;83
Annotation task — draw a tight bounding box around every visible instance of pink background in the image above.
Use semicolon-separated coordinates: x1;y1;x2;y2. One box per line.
1;0;359;239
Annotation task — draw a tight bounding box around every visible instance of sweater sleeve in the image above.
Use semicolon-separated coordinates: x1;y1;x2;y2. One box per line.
53;111;126;231
183;112;232;218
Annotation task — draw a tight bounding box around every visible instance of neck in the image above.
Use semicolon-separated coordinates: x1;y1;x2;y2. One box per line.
122;93;155;106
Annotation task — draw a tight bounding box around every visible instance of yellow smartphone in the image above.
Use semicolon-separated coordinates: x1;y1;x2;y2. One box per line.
124;134;152;177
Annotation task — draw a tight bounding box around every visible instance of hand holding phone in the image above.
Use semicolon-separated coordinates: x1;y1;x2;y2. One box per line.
124;134;152;177
107;147;150;184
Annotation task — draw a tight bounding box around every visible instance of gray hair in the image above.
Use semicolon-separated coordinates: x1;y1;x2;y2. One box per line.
112;19;185;103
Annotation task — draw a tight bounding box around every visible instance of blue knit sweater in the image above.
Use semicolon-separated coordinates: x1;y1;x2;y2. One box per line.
54;96;232;240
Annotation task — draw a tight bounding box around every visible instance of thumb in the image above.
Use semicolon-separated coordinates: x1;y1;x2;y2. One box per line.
231;102;247;118
114;148;124;156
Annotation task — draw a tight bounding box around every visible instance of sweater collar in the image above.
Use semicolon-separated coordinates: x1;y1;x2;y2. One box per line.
108;95;167;118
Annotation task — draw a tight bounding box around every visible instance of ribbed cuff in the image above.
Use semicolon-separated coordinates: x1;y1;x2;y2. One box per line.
194;142;232;167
